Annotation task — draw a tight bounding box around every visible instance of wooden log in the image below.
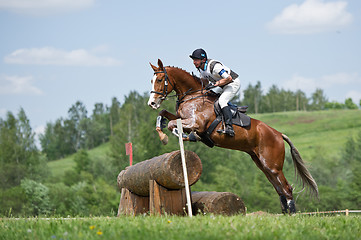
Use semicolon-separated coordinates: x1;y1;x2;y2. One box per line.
117;188;149;216
149;180;187;216
117;150;202;196
191;191;246;216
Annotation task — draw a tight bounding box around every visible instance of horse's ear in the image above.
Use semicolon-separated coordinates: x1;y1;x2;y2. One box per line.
150;62;158;71
158;59;164;70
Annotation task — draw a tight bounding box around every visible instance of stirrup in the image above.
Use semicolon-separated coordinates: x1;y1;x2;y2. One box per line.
217;126;235;137
172;128;188;138
225;128;235;137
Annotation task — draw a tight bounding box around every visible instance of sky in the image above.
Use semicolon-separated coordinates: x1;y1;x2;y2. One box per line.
0;0;360;139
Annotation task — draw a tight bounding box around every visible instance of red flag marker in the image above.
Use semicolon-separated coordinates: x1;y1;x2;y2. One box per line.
125;143;133;166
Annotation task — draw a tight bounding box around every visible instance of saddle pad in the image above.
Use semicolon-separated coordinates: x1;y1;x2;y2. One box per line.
214;100;251;127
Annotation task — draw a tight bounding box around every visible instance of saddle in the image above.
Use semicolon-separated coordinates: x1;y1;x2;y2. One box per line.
198;100;251;148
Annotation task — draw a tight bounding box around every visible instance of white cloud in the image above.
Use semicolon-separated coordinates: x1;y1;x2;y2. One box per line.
284;72;360;89
0;0;95;16
4;47;122;66
320;72;359;87
283;74;317;93
267;0;353;34
0;75;43;95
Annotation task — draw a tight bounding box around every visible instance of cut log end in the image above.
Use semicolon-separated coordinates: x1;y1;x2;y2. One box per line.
192;191;246;216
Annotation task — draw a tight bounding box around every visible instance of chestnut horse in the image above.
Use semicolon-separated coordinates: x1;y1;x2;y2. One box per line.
148;59;318;214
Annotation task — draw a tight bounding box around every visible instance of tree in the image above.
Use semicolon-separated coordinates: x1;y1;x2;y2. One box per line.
0;109;46;189
345;98;358;109
87;103;110;148
295;90;308;111
21;178;51;216
342;131;361;208
39;122;57;160
108;97;121;137
67;101;88;150
310;88;328;111
279;89;296;112
263;85;281;113
74;149;90;173
242;81;262;114
40;118;77;160
325;101;345;110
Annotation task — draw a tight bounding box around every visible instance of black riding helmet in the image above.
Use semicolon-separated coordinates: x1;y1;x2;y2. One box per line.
189;48;207;60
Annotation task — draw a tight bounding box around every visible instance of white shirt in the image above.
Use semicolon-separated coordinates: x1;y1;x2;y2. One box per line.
198;59;231;84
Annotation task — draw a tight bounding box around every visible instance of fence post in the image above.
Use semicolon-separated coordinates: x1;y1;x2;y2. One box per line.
176;119;193;217
346;209;349;216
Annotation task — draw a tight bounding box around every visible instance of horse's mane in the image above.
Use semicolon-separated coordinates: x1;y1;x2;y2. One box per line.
166;66;209;86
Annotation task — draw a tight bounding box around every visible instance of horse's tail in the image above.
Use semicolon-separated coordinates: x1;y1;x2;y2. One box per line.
282;134;319;199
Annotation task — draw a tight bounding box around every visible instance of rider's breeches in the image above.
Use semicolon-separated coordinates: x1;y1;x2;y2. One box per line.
218;78;241;108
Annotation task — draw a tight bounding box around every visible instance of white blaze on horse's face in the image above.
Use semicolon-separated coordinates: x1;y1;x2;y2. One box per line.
148;74;163;110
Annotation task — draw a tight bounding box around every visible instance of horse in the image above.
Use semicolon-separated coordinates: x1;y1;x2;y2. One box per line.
147;59;318;214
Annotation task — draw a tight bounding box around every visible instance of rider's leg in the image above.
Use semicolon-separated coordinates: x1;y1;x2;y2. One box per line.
219;78;240;136
221;106;235;136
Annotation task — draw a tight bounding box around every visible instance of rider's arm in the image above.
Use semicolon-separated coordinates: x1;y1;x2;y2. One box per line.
214;75;233;87
213;63;233;87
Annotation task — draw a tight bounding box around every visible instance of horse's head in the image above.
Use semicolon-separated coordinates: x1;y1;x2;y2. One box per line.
148;59;175;110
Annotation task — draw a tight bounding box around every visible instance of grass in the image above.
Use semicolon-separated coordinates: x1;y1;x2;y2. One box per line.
47;142;110;179
1;215;360;240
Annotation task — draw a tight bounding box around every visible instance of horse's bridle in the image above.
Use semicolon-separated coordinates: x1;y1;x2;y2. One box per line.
150;67;175;100
150;67;213;106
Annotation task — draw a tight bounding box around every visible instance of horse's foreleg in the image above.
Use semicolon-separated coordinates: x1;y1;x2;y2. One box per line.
159;109;178;120
156;126;169;145
168;118;202;142
156;110;178;145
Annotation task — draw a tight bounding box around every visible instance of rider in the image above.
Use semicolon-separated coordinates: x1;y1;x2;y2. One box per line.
189;48;241;137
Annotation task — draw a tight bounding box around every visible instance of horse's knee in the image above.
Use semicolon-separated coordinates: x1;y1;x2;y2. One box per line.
167;120;177;131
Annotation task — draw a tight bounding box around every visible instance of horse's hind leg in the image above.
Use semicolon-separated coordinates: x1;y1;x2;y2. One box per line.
249;151;295;214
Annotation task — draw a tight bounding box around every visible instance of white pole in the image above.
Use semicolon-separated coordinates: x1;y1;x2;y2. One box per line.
176;119;193;217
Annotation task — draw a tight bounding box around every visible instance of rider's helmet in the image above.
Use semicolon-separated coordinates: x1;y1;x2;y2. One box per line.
189;48;207;60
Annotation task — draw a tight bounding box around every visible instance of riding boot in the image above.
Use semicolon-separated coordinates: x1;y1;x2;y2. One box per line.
221;106;235;137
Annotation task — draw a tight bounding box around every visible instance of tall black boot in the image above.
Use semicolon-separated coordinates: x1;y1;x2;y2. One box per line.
221;106;235;137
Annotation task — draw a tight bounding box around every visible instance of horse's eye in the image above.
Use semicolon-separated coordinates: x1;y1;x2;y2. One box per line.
157;78;162;82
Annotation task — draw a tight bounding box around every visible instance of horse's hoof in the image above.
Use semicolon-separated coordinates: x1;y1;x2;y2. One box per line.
161;135;168;145
288;200;296;214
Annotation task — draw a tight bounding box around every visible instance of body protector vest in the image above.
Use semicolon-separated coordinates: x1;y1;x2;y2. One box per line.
198;59;239;84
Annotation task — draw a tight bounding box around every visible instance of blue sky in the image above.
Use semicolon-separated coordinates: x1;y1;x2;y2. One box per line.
0;0;360;138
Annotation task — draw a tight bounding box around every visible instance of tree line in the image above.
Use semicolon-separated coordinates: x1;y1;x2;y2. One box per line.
239;81;359;113
0;85;360;216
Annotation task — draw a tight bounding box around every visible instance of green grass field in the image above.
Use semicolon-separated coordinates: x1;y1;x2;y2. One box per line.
47;142;110;179
1;215;360;240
